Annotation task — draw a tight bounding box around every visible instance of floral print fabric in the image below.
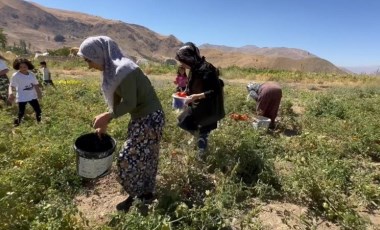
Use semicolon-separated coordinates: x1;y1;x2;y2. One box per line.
117;110;165;197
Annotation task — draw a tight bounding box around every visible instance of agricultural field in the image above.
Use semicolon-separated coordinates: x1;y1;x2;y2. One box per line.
0;58;379;230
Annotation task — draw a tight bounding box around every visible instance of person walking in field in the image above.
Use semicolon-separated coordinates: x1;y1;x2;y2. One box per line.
246;81;282;129
8;58;42;126
39;61;56;88
0;54;10;105
78;35;165;212
175;42;225;158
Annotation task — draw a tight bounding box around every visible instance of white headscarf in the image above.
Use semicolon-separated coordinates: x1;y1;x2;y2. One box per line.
78;36;138;111
246;82;262;101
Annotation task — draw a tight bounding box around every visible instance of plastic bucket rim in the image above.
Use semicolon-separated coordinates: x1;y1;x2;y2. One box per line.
255;115;271;121
74;133;117;159
172;93;187;100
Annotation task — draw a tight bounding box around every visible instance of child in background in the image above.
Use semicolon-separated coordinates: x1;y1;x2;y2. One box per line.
0;54;10;105
8;58;42;126
174;66;188;92
40;61;55;88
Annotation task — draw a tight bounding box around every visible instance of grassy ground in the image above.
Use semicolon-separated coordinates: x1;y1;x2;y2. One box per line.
0;60;379;229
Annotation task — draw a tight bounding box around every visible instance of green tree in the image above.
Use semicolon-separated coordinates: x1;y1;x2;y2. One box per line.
54;34;65;42
0;28;7;49
19;39;27;54
47;47;70;56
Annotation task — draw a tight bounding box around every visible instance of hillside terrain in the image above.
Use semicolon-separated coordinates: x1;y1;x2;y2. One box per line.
201;47;344;73
0;0;183;61
0;0;345;73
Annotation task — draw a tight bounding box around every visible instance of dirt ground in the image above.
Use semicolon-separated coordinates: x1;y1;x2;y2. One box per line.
257;201;339;230
74;167;126;227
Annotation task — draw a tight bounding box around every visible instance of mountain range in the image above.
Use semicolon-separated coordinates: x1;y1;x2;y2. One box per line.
0;0;347;74
342;66;380;75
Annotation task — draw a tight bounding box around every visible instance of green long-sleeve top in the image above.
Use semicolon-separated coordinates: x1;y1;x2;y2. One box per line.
111;68;162;120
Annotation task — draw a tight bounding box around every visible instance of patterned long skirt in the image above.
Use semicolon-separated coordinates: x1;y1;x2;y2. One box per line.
117;110;165;197
0;75;9;102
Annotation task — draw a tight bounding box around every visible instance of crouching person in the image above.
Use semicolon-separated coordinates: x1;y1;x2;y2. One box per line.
247;81;282;129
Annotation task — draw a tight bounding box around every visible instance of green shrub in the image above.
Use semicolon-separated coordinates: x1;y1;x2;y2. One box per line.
47;47;71;56
308;95;347;119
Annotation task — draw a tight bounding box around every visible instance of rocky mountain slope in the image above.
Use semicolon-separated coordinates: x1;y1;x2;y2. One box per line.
0;0;345;73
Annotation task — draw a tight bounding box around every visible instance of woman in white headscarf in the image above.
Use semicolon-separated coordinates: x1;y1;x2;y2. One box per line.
246;81;282;129
78;36;165;212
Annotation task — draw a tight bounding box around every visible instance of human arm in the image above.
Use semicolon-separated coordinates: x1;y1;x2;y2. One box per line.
8;85;15;103
92;74;137;137
0;69;8;76
186;65;220;104
247;90;259;101
34;85;42;99
93;112;112;137
8;75;16;103
256;109;264;116
110;74;137;119
30;73;42;98
185;92;206;104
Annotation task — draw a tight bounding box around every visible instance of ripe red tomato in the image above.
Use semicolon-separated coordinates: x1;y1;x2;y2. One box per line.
177;92;187;97
240;114;249;121
230;113;240;120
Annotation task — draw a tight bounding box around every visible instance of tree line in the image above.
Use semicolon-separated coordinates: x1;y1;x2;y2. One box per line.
0;28;68;56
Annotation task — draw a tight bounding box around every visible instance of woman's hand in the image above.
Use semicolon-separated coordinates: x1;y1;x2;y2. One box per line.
93;112;112;137
95;126;108;137
257;109;264;116
185;93;205;104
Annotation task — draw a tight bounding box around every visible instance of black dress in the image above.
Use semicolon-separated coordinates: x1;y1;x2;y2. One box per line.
178;60;225;134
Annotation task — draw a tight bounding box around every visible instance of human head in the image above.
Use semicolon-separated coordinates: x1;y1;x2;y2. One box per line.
246;82;262;100
40;61;47;67
175;42;203;69
77;35;138;111
177;66;186;75
78;36;124;71
13;58;34;70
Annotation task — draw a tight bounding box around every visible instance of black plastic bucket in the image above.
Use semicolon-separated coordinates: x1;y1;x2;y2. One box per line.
74;133;116;179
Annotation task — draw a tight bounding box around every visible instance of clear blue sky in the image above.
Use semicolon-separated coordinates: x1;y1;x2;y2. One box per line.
28;0;379;67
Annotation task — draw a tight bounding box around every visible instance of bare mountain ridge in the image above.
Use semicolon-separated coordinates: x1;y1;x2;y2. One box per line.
0;0;183;61
200;44;318;60
199;47;343;73
343;65;380;75
0;0;345;73
199;44;344;73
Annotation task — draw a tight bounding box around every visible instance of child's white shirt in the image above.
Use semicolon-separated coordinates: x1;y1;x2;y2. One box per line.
10;71;39;102
41;67;50;80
